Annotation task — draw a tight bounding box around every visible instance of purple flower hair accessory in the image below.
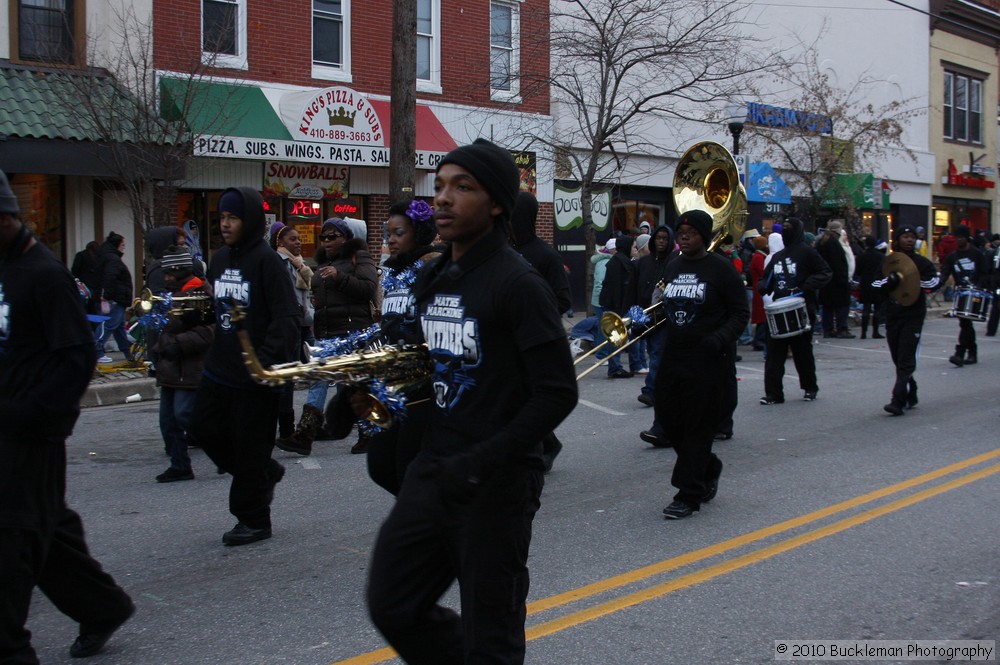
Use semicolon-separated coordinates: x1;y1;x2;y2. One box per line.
406;200;434;224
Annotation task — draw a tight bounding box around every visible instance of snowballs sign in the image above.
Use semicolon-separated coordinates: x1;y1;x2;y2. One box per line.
275;86;389;167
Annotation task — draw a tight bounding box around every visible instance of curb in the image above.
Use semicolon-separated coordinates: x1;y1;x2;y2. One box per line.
82;378;159;408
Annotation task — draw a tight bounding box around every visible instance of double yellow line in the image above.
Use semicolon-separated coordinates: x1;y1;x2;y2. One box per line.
334;448;1000;664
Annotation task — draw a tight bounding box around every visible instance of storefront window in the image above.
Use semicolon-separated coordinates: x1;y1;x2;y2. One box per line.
611;200;663;236
10;174;63;259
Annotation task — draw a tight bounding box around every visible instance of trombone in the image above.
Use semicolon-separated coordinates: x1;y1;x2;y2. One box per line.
574;302;664;380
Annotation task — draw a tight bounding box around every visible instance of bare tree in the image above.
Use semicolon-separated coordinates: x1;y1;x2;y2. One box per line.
740;31;925;239
531;0;770;310
55;4;243;236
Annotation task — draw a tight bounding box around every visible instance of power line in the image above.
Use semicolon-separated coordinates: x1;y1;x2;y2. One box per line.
882;0;1000;43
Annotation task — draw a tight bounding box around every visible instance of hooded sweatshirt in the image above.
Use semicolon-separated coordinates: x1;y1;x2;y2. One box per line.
97;236;133;306
510;192;571;313
759;218;832;316
203;187;301;387
635;225;676;307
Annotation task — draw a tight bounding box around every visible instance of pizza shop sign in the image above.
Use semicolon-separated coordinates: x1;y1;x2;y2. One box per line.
280;86;384;146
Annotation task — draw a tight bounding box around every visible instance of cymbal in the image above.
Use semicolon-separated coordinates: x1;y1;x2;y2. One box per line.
883;252;920;306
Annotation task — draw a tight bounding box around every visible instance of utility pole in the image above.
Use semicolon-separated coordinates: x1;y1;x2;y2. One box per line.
390;0;417;204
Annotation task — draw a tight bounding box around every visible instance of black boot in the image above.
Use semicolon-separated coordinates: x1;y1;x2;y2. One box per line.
965;345;978;365
872;325;884;339
948;345;965;367
860;314;869;339
276;404;323;455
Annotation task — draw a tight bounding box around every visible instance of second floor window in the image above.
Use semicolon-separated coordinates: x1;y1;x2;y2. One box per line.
203;0;246;68
490;2;519;96
314;0;344;67
18;0;75;64
943;70;983;144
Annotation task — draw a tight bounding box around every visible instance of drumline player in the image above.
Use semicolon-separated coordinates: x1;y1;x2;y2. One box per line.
872;225;940;416
940;225;989;367
757;218;832;405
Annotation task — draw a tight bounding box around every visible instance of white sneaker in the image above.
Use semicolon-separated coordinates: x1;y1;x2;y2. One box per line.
97;355;113;364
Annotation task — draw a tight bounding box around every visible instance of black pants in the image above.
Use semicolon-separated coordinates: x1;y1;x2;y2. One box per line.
653;347;724;507
716;344;738;437
367;454;542;665
764;329;818;399
987;295;998;336
957;317;977;355
190;376;282;529
0;439;132;664
886;315;922;408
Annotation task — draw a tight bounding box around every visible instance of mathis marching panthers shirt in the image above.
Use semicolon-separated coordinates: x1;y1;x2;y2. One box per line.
659;252;748;351
410;231;570;456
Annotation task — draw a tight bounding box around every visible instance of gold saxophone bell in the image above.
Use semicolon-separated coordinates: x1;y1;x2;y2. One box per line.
228;305;431;428
672;141;748;253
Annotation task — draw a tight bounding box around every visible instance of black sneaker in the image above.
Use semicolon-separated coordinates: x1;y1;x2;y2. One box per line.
759;396;784;405
69;598;135;658
640;430;672;448
608;369;633;379
222;523;272;546
275;435;312;456
803;391;817;401
663;500;698;520
883;403;904;416
637;393;655;407
905;396;918;410
155;467;194;483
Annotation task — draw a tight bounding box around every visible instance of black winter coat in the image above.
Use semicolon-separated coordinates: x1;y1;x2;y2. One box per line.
600;252;637;315
311;238;379;339
97;239;133;306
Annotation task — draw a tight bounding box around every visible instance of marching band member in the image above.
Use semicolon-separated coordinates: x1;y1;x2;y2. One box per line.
940;225;988;367
757;218;831;405
873;225;939;416
655;210;748;520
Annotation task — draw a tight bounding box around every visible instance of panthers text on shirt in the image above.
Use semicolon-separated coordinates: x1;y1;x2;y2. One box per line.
422;294;480;364
663;274;706;301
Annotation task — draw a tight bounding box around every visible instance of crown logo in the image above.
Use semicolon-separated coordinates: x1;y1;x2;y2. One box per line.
328;107;357;128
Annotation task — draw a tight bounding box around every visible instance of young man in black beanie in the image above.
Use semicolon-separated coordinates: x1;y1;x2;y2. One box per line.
365;139;578;664
0;170;134;660
655;210;748;519
189;187;300;545
872;226;940;415
940;225;988;366
757;218;832;405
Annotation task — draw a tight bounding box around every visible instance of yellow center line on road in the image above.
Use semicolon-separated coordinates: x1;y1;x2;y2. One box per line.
526;461;1000;639
331;448;1000;665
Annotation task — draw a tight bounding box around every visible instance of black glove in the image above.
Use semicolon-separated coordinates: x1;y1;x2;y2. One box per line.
435;453;484;504
160;342;182;360
886;272;901;289
699;334;723;354
757;281;771;296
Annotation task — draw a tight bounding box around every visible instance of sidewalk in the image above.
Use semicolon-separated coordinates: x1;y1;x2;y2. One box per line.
83;351;158;408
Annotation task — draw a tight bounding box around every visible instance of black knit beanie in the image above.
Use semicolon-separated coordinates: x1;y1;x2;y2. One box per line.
676;210;713;247
437;139;520;220
0;170;18;215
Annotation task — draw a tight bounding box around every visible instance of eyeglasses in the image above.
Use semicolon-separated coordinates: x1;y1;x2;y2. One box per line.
320;233;343;241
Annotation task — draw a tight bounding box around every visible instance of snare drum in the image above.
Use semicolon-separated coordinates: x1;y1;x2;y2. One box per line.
765;296;811;339
952;288;994;322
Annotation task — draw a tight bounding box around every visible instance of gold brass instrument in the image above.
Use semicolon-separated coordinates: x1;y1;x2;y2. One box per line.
574;301;665;381
672;141;748;253
228;305;431;428
133;287;213;315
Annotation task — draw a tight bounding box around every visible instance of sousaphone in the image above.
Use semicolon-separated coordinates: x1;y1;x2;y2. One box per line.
672;141;748;252
882;252;920;306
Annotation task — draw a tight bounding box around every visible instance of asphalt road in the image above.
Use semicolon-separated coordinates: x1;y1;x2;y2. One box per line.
27;314;1000;664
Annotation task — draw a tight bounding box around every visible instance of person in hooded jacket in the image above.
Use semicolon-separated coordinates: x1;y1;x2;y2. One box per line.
758;218;832;405
325;199;441;495
151;247;214;483
590;239;614;359
188;187;300;546
815;220;855;338
278;217;378;456
71;241;101;313
853;236;886;339
600;235;641;378
635;225;676;407
93;231;135;362
510;192;572;472
143;225;205;294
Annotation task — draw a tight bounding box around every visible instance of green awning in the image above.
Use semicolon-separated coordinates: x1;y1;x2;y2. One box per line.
820;173;890;210
159;78;292;140
0;65;150;142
